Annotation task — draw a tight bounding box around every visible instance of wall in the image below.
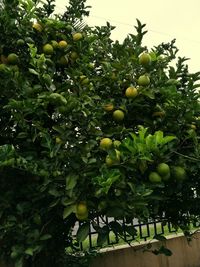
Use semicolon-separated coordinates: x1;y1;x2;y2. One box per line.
91;232;200;267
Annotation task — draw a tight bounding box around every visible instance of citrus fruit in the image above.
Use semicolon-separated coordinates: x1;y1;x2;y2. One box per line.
58;40;68;49
16;39;25;46
80;75;89;85
73;32;83;41
43;44;54;55
139;52;151;66
103;103;114;112
75;202;88;220
149;172;162;183
51;40;59;49
32;23;42;32
190;124;196;130
100;138;112;150
59;55;69;66
70;51;78;60
156;163;170;176
172;166;187;181
105;155;114;167
56;137;62;144
113;110;125;121
66;24;73;33
76;202;88;216
7;53;19;65
113;140;121;148
137;75;150;86
0;64;7;72
152;111;165;117
125;87;138;98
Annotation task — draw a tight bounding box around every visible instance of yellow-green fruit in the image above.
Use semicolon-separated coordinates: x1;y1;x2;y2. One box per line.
58;40;68;49
137;75;150;86
149;172;162;183
43;44;54;55
100;138;112;150
125;87;138;98
172;166;187;181
51;40;59;49
113;110;125;121
152;111;165;118
103;103;114;112
70;51;79;60
7;53;19;65
139;53;151;66
73;32;83;41
56;137;62;144
76;202;88;216
115;149;121;161
80;75;89;85
59;56;69;66
16;39;25;46
33;23;43;32
105;155;114;167
76;202;88;221
0;64;7;72
190;124;197;130
156;163;170;176
113;140;121;148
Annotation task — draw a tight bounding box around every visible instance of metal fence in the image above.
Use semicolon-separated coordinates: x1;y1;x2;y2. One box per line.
73;216;178;250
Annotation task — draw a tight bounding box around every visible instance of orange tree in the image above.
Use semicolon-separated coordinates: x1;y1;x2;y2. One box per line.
1;0;200;266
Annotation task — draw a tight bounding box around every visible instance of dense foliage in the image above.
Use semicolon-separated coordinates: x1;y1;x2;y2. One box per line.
1;0;200;266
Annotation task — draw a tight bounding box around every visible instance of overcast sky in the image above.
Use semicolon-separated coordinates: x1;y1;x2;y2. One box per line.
55;0;200;72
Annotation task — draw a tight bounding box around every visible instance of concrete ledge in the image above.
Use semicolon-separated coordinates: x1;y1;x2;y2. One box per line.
92;232;200;267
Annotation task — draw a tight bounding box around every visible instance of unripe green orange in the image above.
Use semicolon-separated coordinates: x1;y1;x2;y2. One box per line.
103;103;114;112
139;52;151;66
149;172;162;183
43;44;54;55
156;163;170;176
51;40;59;49
58;40;68;49
73;32;83;41
113;110;125;121
59;55;69;66
137;75;150;86
100;138;112;150
172;166;187;181
76;202;88;221
7;53;19;65
125;87;138;98
33;22;43;32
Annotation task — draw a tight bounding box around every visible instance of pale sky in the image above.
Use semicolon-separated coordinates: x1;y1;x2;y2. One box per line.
55;0;200;72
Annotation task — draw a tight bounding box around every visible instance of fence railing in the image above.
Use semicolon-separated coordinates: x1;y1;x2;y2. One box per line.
73;216;178;250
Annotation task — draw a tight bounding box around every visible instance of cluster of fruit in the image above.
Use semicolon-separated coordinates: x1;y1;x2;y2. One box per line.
149;163;187;183
99;137;121;167
103;52;152;122
0;21;83;70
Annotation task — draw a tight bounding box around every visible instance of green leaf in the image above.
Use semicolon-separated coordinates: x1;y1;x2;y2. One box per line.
63;205;75;219
97;226;109;246
109;221;123;235
15;258;23;267
124;225;137;237
40;234;52;241
29;68;39;76
25;248;34;256
66;174;78;190
77;222;90;242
